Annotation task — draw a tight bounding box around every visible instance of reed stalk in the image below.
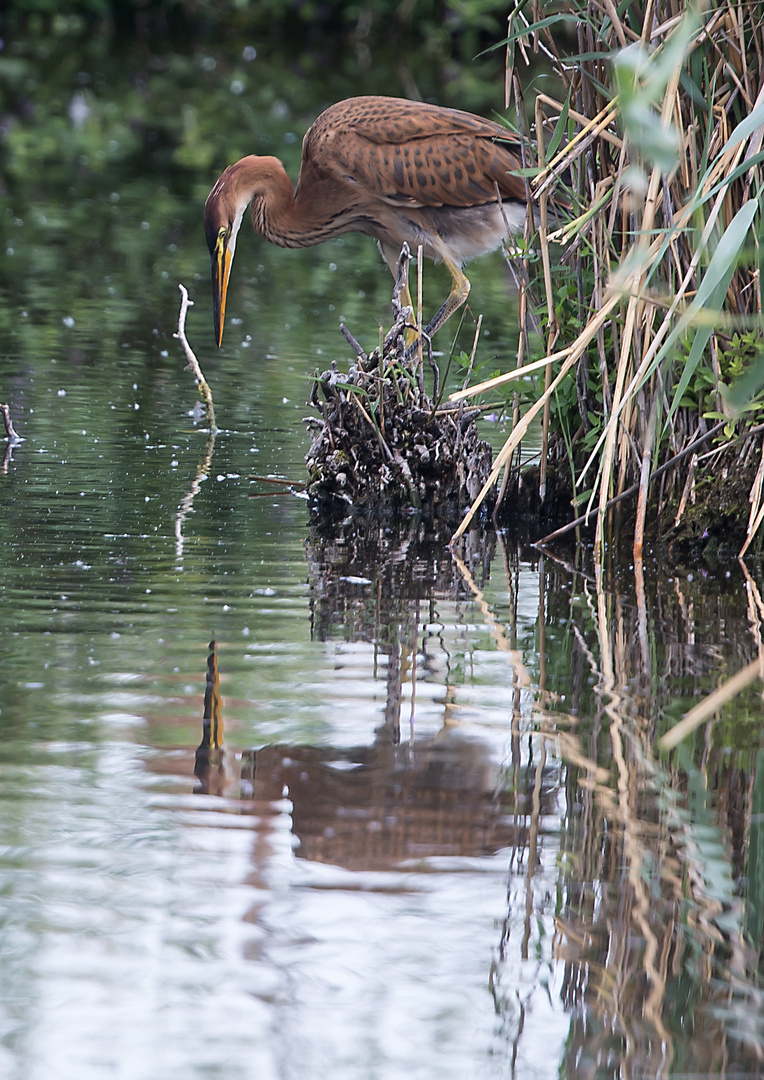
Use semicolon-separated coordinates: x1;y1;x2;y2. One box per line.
452;0;764;552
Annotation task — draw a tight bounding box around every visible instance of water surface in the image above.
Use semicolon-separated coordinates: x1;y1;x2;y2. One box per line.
1;33;763;1080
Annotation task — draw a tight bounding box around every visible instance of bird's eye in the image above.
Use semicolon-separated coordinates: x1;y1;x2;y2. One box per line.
218;227;227;242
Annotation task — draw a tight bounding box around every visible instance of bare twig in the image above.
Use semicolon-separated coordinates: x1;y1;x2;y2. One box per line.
1;403;22;444
174;284;217;433
340;323;368;362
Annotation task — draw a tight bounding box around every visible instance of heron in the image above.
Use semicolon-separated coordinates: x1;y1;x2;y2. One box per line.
204;95;547;349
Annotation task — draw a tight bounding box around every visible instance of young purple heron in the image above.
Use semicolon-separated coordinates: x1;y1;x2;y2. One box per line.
204;95;537;349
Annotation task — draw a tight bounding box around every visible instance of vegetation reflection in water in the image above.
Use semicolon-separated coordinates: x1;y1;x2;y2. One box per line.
188;515;764;1078
1;280;763;1076
1;22;763;1080
2;348;764;1075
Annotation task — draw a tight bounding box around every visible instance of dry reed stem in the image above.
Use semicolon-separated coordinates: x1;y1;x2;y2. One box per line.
633;390;661;559
460;314;483;393
451;289;624;543
658;657;763;751
457;2;762;553
534;92;624;149
740;436;764;557
534;99;620;198
449;348;570;402
536;96;558;503
594;61;684;553
577;132;751;498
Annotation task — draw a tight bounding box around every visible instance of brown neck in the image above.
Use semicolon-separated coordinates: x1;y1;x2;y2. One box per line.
232;155;366;249
235;157;298;248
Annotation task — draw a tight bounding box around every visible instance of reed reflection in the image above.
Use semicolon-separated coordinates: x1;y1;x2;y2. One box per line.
195;520;551;872
184;524;764;1075
532;550;764;1077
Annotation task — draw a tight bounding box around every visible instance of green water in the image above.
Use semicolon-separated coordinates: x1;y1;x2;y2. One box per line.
1;22;763;1080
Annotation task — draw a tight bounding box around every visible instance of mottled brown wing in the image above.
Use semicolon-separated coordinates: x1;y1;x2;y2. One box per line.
300;96;528;210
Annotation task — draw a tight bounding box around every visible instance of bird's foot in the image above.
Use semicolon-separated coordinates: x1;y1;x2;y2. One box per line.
403;324;434;364
404;325;419;350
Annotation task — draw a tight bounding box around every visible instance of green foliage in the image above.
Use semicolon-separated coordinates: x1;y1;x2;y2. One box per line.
1;0;511;98
679;330;764;434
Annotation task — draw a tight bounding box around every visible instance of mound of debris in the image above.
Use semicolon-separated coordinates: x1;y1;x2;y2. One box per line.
304;249;493;523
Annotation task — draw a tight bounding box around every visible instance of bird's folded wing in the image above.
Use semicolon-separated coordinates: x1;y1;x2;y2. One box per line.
305;99;528;209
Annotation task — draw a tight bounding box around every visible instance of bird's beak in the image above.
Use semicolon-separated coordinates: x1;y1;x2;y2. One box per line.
211;232;234;348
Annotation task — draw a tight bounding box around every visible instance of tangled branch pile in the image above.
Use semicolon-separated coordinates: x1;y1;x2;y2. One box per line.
305;252;493;521
453;0;764;558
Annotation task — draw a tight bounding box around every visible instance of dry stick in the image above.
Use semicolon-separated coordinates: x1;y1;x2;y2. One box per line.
340;323;367;361
174;284;217;433
1;403;22;443
594;67;683;557
536;96;558;506
576;131;750;498
658;657;763;752
633;385;661;561
450;288;624;544
534;419;727;547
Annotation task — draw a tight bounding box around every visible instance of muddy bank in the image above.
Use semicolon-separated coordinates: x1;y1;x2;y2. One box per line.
497;443;763;563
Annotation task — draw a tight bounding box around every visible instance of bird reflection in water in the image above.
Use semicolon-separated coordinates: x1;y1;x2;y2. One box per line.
191;526;551;873
194;639;228;797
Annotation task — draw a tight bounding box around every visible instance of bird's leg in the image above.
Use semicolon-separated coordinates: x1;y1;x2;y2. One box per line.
404;256;470;362
400;280;419;349
389;243;418;349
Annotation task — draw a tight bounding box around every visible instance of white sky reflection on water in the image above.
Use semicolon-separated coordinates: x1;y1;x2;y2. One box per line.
5;367;760;1077
1;734;567;1080
0;571;570;1080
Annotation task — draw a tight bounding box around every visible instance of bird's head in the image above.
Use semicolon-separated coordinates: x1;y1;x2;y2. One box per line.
203;165;250;347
